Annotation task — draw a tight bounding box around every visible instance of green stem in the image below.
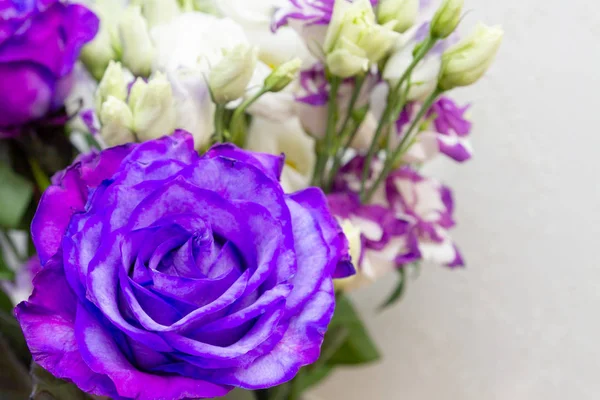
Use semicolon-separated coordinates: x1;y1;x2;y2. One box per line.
214;104;226;143
392;36;437;96
254;389;270;400
28;157;50;192
312;77;341;187
326;111;365;192
230;88;269;146
338;75;366;141
359;36;437;201
362;88;442;203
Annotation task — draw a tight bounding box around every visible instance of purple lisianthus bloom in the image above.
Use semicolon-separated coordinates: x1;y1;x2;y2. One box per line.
427;97;473;162
386;167;464;268
328;192;420;271
273;0;379;31
16;131;352;399
0;0;98;136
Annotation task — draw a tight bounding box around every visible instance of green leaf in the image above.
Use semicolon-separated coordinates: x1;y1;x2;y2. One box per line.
0;162;34;229
0;309;31;366
327;295;381;365
30;364;93;400
379;268;408;311
295;364;333;393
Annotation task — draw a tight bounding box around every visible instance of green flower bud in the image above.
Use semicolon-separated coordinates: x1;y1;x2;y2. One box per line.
119;6;155;77
264;58;302;92
130;73;178;141
438;23;503;91
377;0;419;33
430;0;464;39
209;45;258;104
95;61;128;114
99;96;135;147
324;0;398;78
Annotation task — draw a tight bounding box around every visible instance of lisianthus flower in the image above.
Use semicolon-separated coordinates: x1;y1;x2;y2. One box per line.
328;192;420;291
0;0;98;135
17;131;353;399
386;167;464;267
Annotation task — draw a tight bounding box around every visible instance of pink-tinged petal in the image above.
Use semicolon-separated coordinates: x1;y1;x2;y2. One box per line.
14;260;119;398
205;144;285;183
74;304;231;400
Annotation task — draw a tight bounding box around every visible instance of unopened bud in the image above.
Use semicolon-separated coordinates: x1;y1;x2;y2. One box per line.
377;0;419;33
130;73;178;141
95;61;128;114
264;58;302;92
209;45;258;104
438;23;503;90
119;6;154;77
430;0;464;39
99;96;135;147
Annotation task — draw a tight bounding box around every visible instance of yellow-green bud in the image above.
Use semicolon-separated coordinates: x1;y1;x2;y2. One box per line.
430;0;464;39
264;58;302;92
99;96;135;147
119;6;155;77
324;0;398;78
130;73;178;141
209;45;258;104
95;61;128;114
139;0;181;28
377;0;419;33
438;23;503;91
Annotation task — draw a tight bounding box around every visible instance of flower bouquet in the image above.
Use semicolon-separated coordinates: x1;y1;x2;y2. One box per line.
0;0;501;399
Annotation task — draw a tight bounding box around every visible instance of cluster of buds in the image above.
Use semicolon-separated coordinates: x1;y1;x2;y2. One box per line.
95;61;177;147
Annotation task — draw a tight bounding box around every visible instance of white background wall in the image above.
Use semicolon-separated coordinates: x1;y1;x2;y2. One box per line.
313;0;600;398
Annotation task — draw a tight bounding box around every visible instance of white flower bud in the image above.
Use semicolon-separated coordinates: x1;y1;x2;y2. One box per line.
81;27;118;81
209;45;258;104
130;73;178;141
95;61;128;114
324;0;398;78
119;6;154;77
99;96;136;147
430;0;464;39
139;0;181;28
377;0;419;33
438;23;503;91
263;58;302;93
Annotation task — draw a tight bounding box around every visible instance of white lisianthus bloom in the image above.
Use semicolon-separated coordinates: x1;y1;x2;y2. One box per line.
324;0;399;78
216;0;315;67
246;117;316;193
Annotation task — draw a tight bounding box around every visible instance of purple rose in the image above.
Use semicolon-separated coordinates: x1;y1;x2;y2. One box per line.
16;131;352;399
0;0;98;134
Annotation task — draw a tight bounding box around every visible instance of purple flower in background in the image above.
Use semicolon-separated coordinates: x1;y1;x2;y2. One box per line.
273;0;379;31
1;255;41;305
0;0;98;136
328;193;420;283
16;131;352;399
427;97;473;162
386;168;464;267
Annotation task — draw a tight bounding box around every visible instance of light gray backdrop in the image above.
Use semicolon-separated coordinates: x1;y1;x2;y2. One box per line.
312;0;600;398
